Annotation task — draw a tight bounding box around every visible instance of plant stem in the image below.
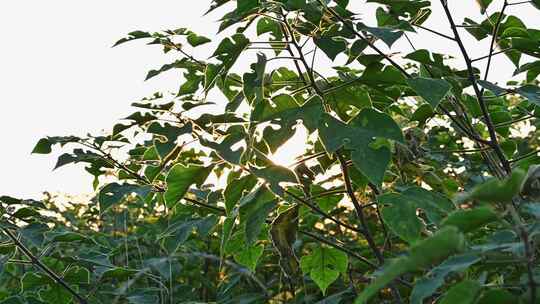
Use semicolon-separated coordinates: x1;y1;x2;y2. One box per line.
440;0;511;175
483;1;509;83
285;189;366;234
413;24;456;41
337;153;403;303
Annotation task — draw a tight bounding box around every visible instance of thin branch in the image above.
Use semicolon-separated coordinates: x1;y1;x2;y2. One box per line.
299;229;377;268
284;189;366;235
493;114;535;128
438;104;491;145
482;0;509;83
266;56;301;62
182;197;225;213
337;153;403;303
283;17;325;97
289;151;327;167
413;24;456;41
279;21;313;95
471;48;513;62
425;147;492;154
508;0;532;5
509;149;540;163
337;153;384;264
2;228;88;304
440;0;511;175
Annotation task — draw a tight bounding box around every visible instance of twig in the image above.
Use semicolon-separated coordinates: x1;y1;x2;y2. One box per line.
299;229;377;268
440;0;511;175
482;0;509;83
471;48;513;62
413;24;456;41
337;153;403;303
509;149;540;163
508;0;532;5
2;228;88;304
284;190;366;234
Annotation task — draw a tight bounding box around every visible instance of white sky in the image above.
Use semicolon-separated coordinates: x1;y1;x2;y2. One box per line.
1;0;538;199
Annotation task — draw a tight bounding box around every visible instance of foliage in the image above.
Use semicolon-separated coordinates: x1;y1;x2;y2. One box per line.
2;0;540;303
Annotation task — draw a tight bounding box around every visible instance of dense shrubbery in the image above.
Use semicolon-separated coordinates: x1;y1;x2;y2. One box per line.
2;0;540;303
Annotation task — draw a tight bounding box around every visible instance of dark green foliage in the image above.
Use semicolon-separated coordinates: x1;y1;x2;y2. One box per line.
4;1;540;303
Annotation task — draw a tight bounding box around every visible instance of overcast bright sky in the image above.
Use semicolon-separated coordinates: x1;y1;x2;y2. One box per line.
1;0;538;199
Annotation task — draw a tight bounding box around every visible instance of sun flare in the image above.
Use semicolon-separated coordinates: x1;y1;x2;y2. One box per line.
268;124;308;168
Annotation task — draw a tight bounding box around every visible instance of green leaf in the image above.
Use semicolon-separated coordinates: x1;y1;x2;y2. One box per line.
12;207;40;220
379;193;423;243
404;187;455;223
313;190;342;213
404;49;452;75
199;132;245;165
355;227;465;304
243;53;267;104
98;183;152;212
127;294;160;304
211;33;249;78
466;169;526;203
31;136;80;154
318;110;403;186
186;32;211;47
251;165;298;196
237;0;258;15
301;247;348;295
478;80;507;96
32;138;53;154
255;95;324;132
101;267;139;280
410;253;481;304
476;289;517;304
144;59;200;81
438;280;482;304
256;17;284;42
476;0;494;13
378;187;454;242
39;285;72;304
516;85;540;106
270;205;300;279
234;244;264;272
113;30;152;47
224;174;257;214
64;266;90;285
164;164;213;207
411;103;434;127
314;37;347;61
46;231;89;243
160;215;218;252
0;297;25;304
441;206;499;233
21;272;50;291
20;222;49;248
357;23;403;47
246;200;276;245
406;77;452;108
239;186;277;245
